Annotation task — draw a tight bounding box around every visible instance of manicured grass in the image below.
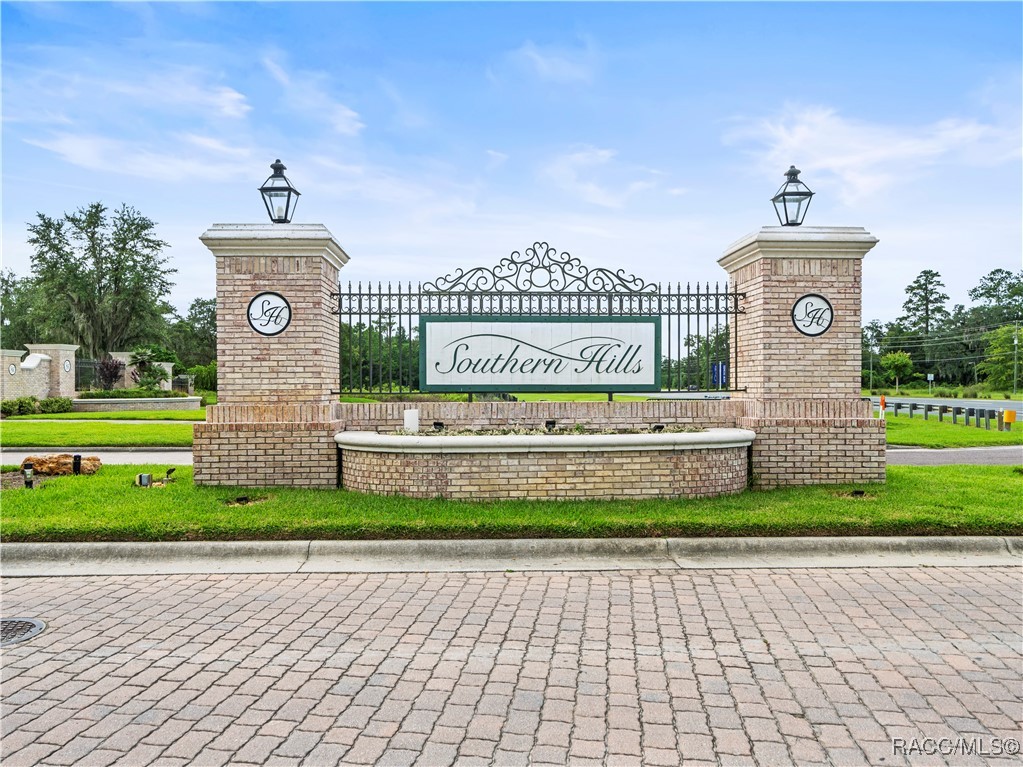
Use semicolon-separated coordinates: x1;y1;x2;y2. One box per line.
883;412;1023;448
7;410;205;421
5;410;1023;449
2;465;1019;542
0;421;194;447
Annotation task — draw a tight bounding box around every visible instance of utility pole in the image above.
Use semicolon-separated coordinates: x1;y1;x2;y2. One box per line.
1014;321;1019;398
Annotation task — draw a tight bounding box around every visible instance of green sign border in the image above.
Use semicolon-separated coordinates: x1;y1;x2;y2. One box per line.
419;315;662;392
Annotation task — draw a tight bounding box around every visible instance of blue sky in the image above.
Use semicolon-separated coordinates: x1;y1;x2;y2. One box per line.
3;1;1020;325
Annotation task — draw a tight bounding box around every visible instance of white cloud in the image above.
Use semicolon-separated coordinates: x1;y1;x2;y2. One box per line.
485;150;509;170
25;133;255;182
541;146;656;208
725;105;1021;204
504;39;599;85
261;54;364;136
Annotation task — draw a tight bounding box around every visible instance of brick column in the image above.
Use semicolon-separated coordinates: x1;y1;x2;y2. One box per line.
24;344;79;398
193;224;350;487
719;226;886;487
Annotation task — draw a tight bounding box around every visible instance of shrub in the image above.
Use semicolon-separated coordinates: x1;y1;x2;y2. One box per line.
131;343;181;368
38;397;73;414
188;361;217;392
962;386;980;399
128;346;171;391
2;396;40;416
134;367;169;392
97;355;125;391
79;388;188;399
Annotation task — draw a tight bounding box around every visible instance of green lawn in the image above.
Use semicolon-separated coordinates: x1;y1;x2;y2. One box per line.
883;412;1023;448
4;406;1021;449
2;465;1019;543
0;421;194;447
7;410;205;421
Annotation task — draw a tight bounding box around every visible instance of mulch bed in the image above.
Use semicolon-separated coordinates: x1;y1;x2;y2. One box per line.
1;471;53;491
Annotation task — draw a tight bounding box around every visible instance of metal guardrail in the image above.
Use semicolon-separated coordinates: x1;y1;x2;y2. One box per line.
879;400;1017;431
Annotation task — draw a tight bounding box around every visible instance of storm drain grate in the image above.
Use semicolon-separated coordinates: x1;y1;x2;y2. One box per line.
1;618;46;647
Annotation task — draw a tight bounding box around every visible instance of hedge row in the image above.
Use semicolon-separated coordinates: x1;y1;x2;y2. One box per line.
78;388;189;400
1;396;74;417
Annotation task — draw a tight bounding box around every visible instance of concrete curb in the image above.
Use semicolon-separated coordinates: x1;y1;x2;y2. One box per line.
2;537;1020;577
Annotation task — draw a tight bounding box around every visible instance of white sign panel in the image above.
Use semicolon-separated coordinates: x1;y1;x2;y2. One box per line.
420;316;661;392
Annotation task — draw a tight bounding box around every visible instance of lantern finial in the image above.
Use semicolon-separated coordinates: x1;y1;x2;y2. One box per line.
259;159;301;224
771;165;813;226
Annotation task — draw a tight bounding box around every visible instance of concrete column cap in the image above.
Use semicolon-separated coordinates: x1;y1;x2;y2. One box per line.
25;343;80;352
199;223;350;271
2;349;27;358
718;226;879;272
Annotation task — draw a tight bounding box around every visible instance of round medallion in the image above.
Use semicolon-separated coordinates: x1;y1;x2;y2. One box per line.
247;292;292;336
791;294;834;337
8;364;16;376
63;359;72;373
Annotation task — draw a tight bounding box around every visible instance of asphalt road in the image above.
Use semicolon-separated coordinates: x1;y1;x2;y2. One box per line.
886;445;1022;466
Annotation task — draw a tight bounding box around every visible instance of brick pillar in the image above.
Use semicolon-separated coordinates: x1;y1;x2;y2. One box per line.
25;344;79;398
719;226;886;487
193;224;350;487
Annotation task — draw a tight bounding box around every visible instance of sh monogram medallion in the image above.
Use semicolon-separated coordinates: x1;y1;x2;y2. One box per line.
247;292;292;336
791;294;834;337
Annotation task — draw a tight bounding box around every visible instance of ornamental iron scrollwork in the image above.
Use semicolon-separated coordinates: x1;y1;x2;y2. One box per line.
422;242;658;293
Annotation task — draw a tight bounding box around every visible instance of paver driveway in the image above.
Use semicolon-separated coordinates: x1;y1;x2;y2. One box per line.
2;568;1020;766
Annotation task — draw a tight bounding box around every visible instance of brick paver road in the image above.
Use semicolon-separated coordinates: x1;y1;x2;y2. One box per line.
2;568;1020;766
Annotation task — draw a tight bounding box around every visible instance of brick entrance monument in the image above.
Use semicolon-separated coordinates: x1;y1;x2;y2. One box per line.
719;226;885;487
194;224;349;487
193;221;884;490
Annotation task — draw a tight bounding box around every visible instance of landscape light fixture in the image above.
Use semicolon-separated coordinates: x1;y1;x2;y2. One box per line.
259;159;301;224
22;462;34;490
771;165;814;226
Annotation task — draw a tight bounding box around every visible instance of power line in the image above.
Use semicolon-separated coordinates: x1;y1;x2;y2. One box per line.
868;319;1017;345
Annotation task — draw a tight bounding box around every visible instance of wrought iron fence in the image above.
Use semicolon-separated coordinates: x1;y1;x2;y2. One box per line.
75;358;100;391
333;242;745;396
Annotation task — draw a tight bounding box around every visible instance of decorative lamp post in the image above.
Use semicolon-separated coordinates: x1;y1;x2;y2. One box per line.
259;159;301;224
771;165;814;226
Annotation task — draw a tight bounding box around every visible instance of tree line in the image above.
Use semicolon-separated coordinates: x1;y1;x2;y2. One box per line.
864;268;1022;391
0;203;216;380
4;202;1019;395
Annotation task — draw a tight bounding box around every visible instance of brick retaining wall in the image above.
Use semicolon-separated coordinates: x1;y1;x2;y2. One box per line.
74;397;202;412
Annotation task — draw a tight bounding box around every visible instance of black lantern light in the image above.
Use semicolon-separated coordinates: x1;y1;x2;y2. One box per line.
771;165;814;226
22;461;34;490
259;159;301;224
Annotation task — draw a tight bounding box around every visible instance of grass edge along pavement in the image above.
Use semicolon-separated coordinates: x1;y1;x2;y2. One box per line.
2;464;1020;543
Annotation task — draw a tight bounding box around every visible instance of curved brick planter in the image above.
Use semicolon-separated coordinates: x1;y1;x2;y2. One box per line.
335;428;755;500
